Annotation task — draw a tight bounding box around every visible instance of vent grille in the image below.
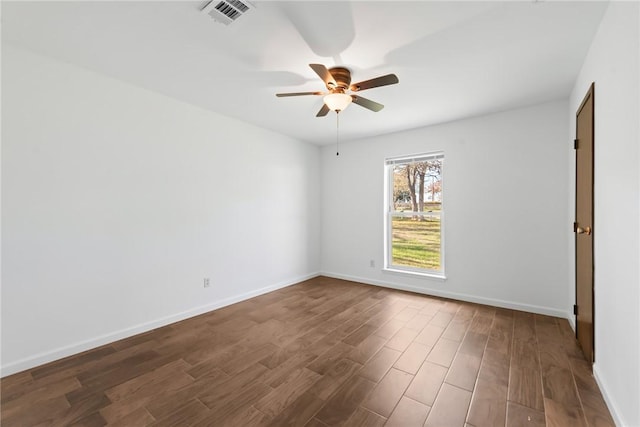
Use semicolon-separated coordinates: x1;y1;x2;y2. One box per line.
201;0;253;26
227;0;249;13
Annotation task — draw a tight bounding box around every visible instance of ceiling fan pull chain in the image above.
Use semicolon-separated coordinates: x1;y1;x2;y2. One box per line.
336;111;340;156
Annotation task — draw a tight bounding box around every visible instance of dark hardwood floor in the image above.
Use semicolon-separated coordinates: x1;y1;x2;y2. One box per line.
1;276;615;426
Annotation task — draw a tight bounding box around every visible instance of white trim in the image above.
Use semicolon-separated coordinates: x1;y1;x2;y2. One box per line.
567;315;576;332
383;267;447;281
322;271;569;318
0;272;320;378
385;152;445;165
384;154;445;277
593;364;626;427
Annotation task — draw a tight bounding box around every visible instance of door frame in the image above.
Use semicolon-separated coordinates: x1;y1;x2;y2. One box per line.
575;82;595;364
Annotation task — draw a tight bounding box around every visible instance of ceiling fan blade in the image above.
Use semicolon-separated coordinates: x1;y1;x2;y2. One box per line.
309;64;337;87
316;104;330;117
350;74;399;92
276;91;323;97
351;95;384;112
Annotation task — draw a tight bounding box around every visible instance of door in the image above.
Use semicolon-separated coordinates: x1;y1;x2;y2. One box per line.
575;83;595;364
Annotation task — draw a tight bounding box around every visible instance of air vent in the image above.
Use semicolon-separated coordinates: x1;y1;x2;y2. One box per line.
201;0;254;26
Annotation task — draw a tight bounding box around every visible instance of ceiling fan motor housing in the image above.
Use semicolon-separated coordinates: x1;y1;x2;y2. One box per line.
328;67;351;91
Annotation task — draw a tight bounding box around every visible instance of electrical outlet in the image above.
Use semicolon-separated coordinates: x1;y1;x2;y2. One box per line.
370;259;375;268
204;277;210;288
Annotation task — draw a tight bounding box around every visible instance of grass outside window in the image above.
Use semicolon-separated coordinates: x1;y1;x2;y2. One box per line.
391;216;441;270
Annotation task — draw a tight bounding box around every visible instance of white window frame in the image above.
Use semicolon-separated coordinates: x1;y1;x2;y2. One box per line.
384;152;446;279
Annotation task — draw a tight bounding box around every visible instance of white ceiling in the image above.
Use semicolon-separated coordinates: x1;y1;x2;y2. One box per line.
2;1;608;145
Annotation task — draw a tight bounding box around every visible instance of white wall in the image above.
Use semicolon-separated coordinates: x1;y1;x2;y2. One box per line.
321;100;571;318
569;3;640;426
1;45;321;375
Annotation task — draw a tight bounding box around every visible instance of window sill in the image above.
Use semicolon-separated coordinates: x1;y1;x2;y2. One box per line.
383;267;447;281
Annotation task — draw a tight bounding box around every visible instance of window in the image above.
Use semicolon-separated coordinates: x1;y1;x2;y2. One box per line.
385;152;444;277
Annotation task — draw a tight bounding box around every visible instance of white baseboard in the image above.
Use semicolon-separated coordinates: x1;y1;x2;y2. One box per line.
567;315;576;332
0;272;320;378
322;271;571;319
593;364;626;427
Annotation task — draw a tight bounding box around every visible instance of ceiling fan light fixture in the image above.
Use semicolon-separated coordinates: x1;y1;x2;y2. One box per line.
324;93;352;112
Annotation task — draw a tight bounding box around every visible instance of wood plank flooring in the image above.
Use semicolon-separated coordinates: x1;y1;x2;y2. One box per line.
1;276;616;426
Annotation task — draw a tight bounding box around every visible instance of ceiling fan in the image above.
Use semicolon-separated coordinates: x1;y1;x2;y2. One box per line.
276;64;399;117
